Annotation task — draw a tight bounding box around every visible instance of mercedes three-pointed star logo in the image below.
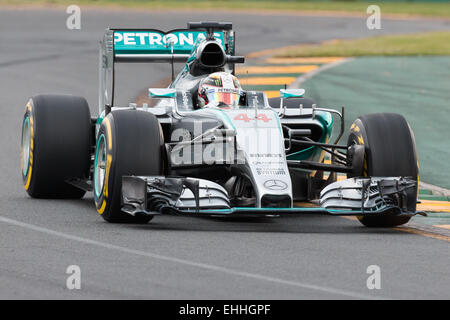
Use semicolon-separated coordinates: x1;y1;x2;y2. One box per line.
263;179;288;191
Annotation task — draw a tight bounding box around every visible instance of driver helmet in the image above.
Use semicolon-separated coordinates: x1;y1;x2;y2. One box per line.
197;72;243;108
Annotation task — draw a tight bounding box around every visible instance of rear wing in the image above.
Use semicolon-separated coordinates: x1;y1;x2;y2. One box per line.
98;22;235;112
113;29;229;62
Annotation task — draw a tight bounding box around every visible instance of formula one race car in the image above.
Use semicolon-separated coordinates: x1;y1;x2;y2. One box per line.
21;22;420;227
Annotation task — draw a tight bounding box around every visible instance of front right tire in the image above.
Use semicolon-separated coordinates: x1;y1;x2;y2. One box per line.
94;110;163;223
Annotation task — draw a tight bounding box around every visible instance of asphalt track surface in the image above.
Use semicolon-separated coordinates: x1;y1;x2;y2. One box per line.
1;8;450;299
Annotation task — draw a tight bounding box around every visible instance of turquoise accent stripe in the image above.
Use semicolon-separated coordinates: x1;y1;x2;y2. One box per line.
215;108;236;130
96;110;105;126
205;207;324;213
270;109;282;132
149;90;176;98
179;206;397;216
280;89;305;98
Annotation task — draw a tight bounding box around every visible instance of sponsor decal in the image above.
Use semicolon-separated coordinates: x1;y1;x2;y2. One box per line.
258;169;286;176
114;31;224;54
234;113;272;123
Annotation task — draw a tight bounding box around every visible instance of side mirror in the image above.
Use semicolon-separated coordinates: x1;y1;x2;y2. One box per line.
280;88;305;99
148;88;176;99
278;89;306;117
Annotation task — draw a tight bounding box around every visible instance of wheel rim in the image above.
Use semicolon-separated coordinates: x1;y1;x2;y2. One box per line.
21;117;31;177
94;134;107;198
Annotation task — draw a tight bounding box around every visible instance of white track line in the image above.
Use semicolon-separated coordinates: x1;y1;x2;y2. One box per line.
0;215;385;300
419;181;450;197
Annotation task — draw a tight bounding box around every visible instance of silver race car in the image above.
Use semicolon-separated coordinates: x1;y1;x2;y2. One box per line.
21;22;420;227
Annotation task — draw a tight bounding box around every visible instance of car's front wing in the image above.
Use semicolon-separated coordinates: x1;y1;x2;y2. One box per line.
121;175;418;218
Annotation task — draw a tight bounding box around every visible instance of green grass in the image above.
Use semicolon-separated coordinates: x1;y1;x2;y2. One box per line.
2;1;450;19
276;31;450;57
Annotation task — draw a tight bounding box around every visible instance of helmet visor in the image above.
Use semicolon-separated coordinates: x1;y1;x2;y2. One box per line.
206;88;241;108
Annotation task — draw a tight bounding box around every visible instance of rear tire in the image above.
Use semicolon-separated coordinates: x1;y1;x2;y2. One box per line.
347;113;418;227
94;110;163;223
21;95;91;198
